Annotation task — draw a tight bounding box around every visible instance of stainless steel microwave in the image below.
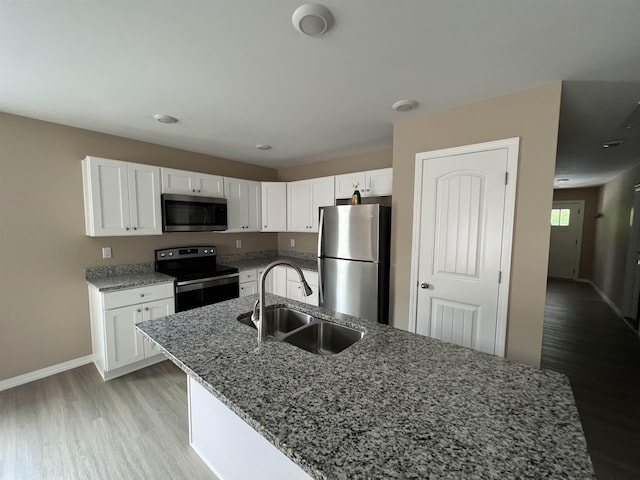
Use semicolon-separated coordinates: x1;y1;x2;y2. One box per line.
161;194;228;232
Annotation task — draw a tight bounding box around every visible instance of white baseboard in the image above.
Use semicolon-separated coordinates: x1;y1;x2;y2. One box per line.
582;279;625;319
0;354;94;392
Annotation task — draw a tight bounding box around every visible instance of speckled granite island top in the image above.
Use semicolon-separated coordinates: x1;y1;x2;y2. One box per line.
136;295;594;480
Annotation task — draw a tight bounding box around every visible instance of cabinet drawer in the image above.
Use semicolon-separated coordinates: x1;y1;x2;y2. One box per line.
104;283;174;310
239;281;258;297
239;269;257;283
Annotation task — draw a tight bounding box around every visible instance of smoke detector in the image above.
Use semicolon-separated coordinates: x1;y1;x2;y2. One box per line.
153;114;178;124
392;99;418;112
292;4;334;37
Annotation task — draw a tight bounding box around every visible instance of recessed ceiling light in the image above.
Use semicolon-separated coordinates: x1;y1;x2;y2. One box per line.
392;99;418;112
556;178;570;183
256;144;272;151
292;4;334;37
153;114;178;124
602;139;624;148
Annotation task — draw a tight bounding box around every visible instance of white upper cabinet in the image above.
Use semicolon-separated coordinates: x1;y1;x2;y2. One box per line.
161;167;224;197
82;156;162;237
224;177;261;232
261;182;287;232
334;168;393;199
287;176;334;232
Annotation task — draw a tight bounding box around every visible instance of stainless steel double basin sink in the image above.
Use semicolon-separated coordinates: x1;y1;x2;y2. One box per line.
237;306;363;355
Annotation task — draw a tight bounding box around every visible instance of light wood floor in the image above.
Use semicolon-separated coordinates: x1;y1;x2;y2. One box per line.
542;279;640;480
0;361;217;480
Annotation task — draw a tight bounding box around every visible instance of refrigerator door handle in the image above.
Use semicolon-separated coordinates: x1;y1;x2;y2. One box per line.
317;258;324;305
317;207;325;257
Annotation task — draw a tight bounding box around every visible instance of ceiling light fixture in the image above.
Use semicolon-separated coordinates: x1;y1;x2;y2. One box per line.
556;178;570;183
256;144;272;151
392;99;418;112
602;139;624;148
292;4;334;37
153;114;178;124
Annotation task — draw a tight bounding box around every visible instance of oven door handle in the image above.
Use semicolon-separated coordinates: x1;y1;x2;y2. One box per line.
176;273;239;293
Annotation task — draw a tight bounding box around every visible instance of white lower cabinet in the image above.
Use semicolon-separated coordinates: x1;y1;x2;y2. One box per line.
286;269;318;306
88;282;174;380
244;266;317;305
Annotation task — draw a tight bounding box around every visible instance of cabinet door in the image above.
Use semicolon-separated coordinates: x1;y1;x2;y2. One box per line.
161;168;195;194
83;157;131;236
287;180;311;232
245;180;262;231
309;176;335;232
195;173;225;197
334;172;366;199
365;168;393;196
258;268;275;294
128;163;162;235
224;178;247;231
261;182;287;232
286;280;307;303
239;281;258;297
273;266;288;297
105;304;145;370
141;298;174;358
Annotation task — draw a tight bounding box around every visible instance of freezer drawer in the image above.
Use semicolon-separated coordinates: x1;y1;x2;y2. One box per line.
319;257;387;323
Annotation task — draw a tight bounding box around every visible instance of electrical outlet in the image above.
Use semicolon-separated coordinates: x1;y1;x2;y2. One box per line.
290;238;295;247
102;247;112;259
236;240;242;249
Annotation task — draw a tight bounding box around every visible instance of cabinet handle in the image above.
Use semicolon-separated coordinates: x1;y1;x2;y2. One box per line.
198;190;201;193
133;226;137;230
136;308;142;313
126;227;130;231
144;307;149;311
264;225;267;228
140;293;145;297
192;189;196;192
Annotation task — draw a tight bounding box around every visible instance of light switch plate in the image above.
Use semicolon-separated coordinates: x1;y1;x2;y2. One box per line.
102;247;112;259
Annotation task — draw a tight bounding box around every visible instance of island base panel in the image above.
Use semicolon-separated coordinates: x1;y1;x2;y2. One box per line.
188;377;313;480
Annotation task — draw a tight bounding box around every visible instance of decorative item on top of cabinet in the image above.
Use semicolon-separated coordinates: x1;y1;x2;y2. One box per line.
82;156;162;237
287;176;335;232
88;282;174;381
261;182;287;232
161;168;224;197
351;182;362;205
335;168;393;199
224;178;261;232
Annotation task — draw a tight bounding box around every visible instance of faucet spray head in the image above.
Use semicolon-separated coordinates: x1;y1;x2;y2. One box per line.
302;280;313;297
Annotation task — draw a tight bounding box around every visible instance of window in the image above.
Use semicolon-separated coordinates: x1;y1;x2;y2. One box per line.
550;208;570;226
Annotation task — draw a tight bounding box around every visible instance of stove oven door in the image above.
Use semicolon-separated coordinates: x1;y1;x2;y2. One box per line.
175;274;239;312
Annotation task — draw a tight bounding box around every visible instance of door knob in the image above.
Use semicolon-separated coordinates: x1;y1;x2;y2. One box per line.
420;282;430;289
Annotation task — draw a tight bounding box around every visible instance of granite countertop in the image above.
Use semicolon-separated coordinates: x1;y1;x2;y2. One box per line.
85;263;174;292
136;295;595;480
220;251;317;272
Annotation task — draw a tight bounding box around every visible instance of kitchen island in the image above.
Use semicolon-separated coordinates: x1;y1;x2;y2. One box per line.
136;294;594;480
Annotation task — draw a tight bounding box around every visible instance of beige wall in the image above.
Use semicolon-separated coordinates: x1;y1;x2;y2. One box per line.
0;112;277;381
391;82;562;366
593;163;640;309
552;187;600;280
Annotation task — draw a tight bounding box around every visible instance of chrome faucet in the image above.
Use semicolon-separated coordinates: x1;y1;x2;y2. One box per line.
251;260;313;342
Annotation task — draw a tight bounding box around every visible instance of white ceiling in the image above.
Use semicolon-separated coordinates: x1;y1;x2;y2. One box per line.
1;1;639;184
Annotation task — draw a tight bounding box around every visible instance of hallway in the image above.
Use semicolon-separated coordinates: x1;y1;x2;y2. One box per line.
542;279;640;480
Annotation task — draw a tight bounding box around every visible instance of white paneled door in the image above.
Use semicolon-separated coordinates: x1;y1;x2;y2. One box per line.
411;139;519;356
547;201;584;279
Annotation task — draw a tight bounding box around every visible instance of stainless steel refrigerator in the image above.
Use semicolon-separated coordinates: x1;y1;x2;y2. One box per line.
318;205;391;324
